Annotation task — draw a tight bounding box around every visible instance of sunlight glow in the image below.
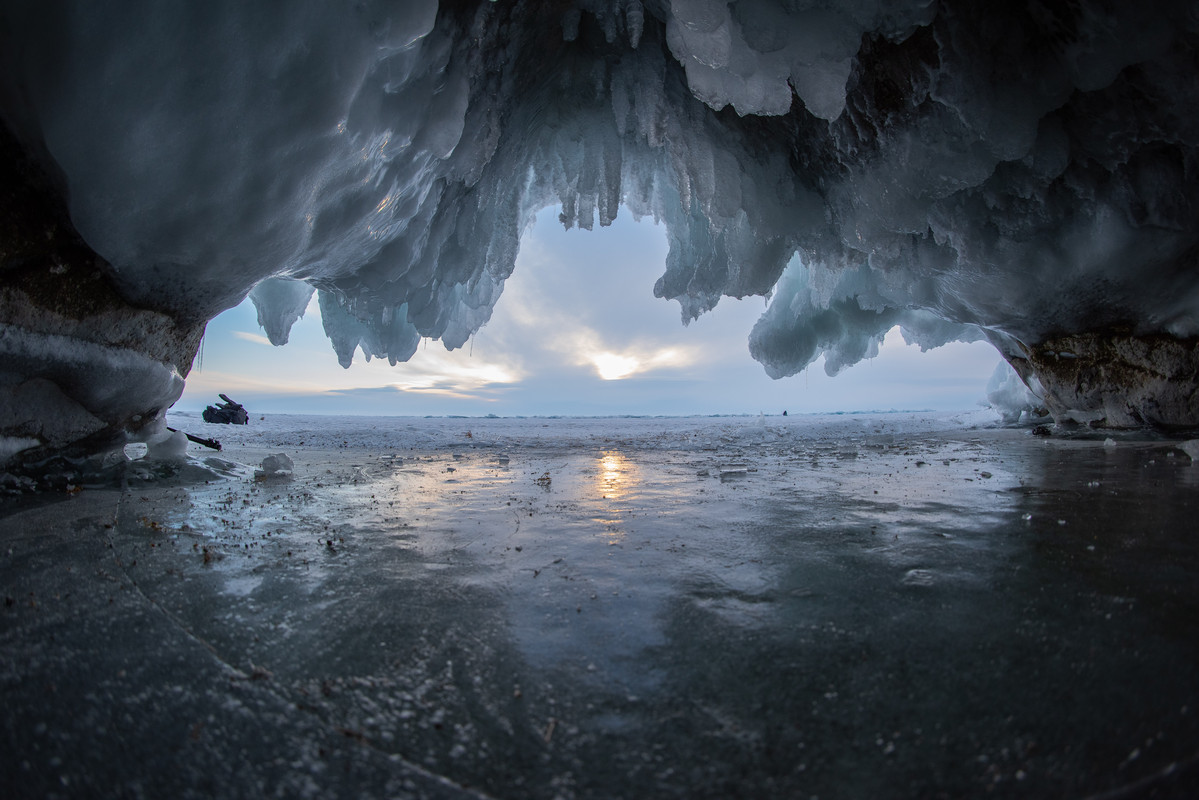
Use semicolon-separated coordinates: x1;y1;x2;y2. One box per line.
187;336;521;403
179;210;1002;417
388;356;519;395
233;330;272;346
589;347;693;380
593;352;640;380
597;452;630;501
592;450;641;543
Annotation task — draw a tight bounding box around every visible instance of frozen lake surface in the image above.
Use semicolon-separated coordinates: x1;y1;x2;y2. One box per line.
3;412;1199;798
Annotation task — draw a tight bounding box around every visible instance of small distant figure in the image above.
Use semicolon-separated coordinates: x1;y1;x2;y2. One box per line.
782;410;788;416
202;393;249;425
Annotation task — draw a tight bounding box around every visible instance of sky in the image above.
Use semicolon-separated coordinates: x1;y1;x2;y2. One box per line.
177;208;1003;417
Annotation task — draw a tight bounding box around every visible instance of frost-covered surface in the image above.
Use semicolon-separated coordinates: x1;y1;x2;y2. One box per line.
166;408;999;455
6;410;1199;797
0;323;185;447
3;0;1198;389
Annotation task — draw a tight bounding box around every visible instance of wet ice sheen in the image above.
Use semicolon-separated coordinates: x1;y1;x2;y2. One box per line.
2;413;1199;798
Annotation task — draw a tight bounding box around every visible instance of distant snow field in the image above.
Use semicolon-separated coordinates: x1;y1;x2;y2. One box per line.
166;409;1001;455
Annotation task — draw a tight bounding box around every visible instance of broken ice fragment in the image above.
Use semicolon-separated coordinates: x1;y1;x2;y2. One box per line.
256;453;294;479
901;569;935;587
719;463;748;482
1179;440;1199;463
145;428;189;460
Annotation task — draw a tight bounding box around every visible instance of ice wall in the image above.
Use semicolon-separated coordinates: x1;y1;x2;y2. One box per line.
3;0;1199;456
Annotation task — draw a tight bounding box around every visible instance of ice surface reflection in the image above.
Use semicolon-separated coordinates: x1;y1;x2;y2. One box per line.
590;450;639;543
596;451;630;502
4;419;1199;799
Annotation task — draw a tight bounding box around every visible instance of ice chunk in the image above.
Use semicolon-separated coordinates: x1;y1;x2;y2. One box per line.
145;428;189;461
789;59;853;122
624;0;644;49
257;453;294;478
718;463;748;482
1179;441;1199;463
0;325;184;449
986;362;1044;425
0;436;40;464
748;258;900;379
901;569;935;587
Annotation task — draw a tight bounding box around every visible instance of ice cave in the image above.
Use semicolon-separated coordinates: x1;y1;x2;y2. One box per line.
1;0;1197;461
5;4;1199;798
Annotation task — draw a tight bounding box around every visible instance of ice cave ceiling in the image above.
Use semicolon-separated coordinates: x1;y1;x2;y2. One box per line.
2;0;1199;457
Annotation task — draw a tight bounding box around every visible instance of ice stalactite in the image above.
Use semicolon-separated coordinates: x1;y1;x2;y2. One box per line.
248;279;316;347
3;0;1199;463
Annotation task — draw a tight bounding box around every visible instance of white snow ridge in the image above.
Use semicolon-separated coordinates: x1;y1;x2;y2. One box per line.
3;0;1199;457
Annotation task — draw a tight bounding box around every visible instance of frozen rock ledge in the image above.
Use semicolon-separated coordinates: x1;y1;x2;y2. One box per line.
1016;333;1199;429
3;0;1199;461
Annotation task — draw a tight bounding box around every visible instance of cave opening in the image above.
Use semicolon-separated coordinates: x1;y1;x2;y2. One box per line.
180;207;1003;419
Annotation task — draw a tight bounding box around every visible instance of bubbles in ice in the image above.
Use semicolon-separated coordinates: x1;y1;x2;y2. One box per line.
123;442;149;461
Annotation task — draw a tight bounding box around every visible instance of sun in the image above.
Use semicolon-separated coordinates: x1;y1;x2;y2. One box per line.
592;352;639;381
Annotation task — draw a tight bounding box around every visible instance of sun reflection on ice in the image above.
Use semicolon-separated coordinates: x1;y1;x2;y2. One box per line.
593;450;639;543
598;452;630;500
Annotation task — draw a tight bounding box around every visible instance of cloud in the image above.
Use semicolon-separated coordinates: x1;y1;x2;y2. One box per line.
592;352;638;380
485;256;704;382
232;330;272;346
381;348;521;394
180;209;1002;417
182;369;332;397
587;345;698;380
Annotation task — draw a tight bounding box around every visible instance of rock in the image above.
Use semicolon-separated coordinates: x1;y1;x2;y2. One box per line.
1011;333;1199;429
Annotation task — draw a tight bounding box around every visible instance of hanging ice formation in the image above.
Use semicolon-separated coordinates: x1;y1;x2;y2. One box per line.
3;0;1199;460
